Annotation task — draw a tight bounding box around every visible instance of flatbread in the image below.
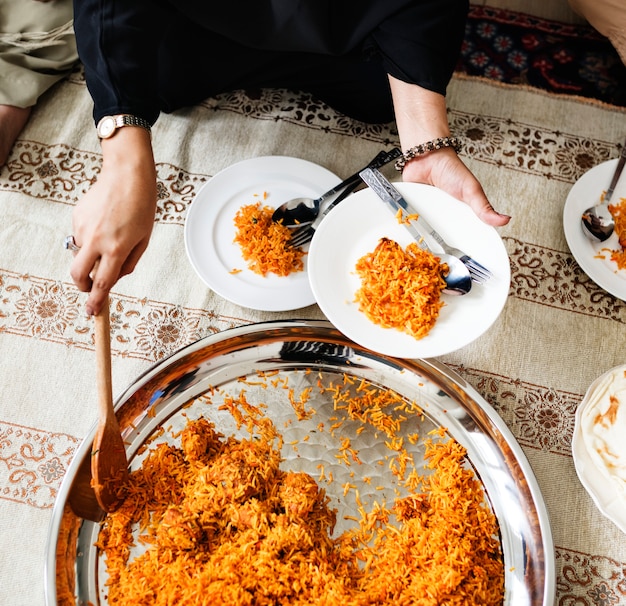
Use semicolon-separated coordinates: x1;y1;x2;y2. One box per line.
580;366;626;493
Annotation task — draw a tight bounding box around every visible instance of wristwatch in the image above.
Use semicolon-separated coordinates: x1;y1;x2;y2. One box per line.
96;114;152;139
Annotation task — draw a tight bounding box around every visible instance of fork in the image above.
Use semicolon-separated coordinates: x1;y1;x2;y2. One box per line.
407;207;492;284
288;187;353;248
273;147;402;227
357;168;492;284
291;179;492;286
287;149;402;248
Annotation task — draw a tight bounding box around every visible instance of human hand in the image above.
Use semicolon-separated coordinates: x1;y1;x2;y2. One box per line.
70;130;157;316
401;148;510;227
387;76;510;227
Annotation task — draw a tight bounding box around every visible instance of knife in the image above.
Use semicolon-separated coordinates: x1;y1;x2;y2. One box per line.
358;167;429;250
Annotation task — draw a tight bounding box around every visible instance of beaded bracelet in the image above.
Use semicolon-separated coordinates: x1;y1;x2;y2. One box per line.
394;136;462;172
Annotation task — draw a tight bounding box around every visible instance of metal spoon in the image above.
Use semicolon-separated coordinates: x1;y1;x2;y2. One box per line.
359;168;472;296
581;141;626;242
437;253;474;296
272;148;401;227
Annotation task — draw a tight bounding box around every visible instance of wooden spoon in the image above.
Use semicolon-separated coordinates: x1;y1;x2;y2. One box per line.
90;295;129;512
67;453;106;522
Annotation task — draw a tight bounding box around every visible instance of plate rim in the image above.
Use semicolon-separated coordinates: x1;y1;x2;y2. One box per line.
183;155;341;311
563;158;626;301
572;363;626;534
307;182;511;358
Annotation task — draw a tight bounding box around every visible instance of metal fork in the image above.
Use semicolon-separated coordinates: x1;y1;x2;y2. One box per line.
357;168;492;284
288;148;402;248
408;209;492;284
289;187;352;248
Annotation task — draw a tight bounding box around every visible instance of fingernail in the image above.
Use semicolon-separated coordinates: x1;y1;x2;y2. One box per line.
86;305;94;317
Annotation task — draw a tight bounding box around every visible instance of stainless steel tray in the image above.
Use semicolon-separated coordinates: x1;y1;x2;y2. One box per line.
45;320;555;605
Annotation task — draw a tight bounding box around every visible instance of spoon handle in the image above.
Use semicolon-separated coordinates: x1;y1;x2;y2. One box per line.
95;296;114;421
606;143;626;202
318;147;402;206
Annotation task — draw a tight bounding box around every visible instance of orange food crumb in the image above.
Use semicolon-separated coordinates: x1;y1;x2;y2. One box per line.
394;208;419;224
608;196;626;270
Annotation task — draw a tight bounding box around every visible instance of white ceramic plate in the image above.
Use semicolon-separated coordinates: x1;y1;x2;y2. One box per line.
572;364;626;534
308;183;511;358
184;156;340;311
563;158;626;301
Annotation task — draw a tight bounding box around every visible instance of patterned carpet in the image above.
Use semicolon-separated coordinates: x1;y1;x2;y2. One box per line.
458;6;626;107
3;7;626;606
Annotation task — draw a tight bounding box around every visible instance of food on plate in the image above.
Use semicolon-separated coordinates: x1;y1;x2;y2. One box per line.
233;201;305;276
394;208;419;224
96;373;504;605
579;365;626;494
354;237;447;339
607;197;626;270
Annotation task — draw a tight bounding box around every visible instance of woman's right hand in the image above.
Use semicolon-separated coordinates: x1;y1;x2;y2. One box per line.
70;127;157;316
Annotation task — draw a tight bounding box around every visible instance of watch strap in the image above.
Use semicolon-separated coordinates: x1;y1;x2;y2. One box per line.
97;114;152;139
115;115;151;133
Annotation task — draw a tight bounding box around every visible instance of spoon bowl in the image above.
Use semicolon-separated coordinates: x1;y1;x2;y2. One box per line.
581;141;626;242
272;148;401;227
440;253;473;296
66;295;128;521
276;184;360;227
581;202;615;242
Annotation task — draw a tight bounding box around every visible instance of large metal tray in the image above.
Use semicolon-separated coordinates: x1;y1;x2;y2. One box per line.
45;320;555;605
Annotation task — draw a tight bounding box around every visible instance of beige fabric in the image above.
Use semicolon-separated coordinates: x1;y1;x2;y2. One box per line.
0;0;77;107
568;0;626;63
1;65;626;603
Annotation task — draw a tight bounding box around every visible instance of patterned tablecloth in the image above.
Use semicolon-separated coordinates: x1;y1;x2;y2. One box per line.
0;61;625;604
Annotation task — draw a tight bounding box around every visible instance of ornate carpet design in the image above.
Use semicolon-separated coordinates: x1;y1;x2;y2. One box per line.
460;6;626;107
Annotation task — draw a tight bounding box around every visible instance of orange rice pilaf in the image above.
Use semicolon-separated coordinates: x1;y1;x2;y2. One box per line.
97;375;504;606
354;237;447;340
608;196;626;270
233;201;305;276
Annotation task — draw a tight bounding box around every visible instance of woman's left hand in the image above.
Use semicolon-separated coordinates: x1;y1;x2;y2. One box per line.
401;147;510;227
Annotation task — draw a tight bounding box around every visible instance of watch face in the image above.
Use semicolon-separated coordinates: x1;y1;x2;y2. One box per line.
97;116;116;138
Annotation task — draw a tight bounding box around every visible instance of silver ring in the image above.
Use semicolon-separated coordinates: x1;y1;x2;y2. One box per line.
64;235;80;252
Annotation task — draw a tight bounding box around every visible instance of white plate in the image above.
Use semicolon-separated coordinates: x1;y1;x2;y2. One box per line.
184;156;340;311
563;158;626;301
572;364;626;534
308;183;511;358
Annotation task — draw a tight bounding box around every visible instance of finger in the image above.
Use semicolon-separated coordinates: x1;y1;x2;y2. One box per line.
69;247;101;292
119;239;149;279
474;199;511;227
463;182;511;227
480;208;511;227
85;255;123;317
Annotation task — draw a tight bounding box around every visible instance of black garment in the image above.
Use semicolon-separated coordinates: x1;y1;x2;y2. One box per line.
73;0;468;125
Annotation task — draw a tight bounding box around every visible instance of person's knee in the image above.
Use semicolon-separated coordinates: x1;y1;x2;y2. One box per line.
0;105;32;166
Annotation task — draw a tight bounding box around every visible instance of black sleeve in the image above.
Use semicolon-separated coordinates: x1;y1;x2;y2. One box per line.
73;0;468;125
372;0;469;95
73;0;164;125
